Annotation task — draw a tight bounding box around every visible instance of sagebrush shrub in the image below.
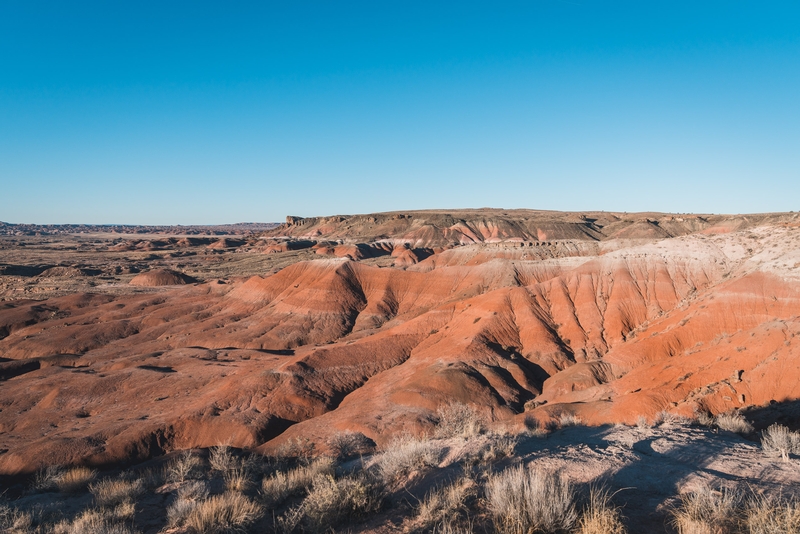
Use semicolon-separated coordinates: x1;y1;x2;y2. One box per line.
714;412;754;435
184;492;263;534
577;487;627;534
261;457;334;506
286;474;383;534
90;477;145;507
374;434;442;483
761;423;800;461
486;466;577;534
434;402;485;438
671;486;741;534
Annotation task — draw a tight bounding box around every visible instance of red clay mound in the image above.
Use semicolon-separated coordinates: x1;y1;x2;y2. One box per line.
129;269;197;286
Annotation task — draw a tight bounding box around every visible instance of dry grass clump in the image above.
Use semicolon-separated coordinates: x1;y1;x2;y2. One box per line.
416;476;476;531
761;423;800;461
694;410;715;427
183;491;263;534
486;466;577;534
167;451;202;483
327;431;375;460
166;481;209;528
279;474;383;534
209;445;238;473
558;413;583;428
434;402;486;439
0;504;33;534
57;466;97;493
277;437;316;460
714;412;754;435
33;465;97;493
261;457;334;506
671;486;741;534
52;508;139;534
374;434;443;483
477;433;518;464
90;477;145;507
745;493;800;534
576;487;627;534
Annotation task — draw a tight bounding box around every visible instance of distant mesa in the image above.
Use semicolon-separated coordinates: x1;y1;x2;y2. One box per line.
129;268;197;286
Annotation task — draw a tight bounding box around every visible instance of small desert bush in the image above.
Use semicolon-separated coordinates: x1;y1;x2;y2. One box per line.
576;487;627;534
33;465;97;493
166;481;209;528
52;508;139;534
184;492;263;534
33;464;64;491
277;437;316;460
209;445;238;473
671;486;741;534
761;423;800;461
0;504;33;534
167;451;201;483
714;412;754;435
434;402;485;439
416;476;475;531
486;466;577;534
694;410;715;427
478;433;518;464
745;493;800;534
523;415;550;437
327;431;375;460
281;474;383;534
90;477;145;507
261;457;334;506
224;464;253;493
55;466;97;493
374;434;443;483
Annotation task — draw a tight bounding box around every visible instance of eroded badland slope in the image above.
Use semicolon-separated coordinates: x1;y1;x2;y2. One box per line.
1;210;799;479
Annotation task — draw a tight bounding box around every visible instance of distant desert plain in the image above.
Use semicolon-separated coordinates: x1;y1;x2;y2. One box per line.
2;209;800;533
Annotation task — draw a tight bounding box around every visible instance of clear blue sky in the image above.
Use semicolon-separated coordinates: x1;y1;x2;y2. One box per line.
1;1;799;224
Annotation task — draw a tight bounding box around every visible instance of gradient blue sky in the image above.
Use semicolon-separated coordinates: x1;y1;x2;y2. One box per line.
1;1;799;224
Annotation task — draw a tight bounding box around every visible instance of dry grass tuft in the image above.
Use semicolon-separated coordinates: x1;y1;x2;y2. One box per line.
745;493;800;534
671;486;741;534
90;477;145;507
577;487;627;534
166;481;209;528
327;431;375;460
694;411;715;427
52;508;139;534
184;491;263;534
434;402;485;439
714;412;754;435
558;413;583;428
167;451;201;483
280;474;383;534
56;466;97;493
0;504;33;534
277;437;316;460
374;434;443;483
761;423;800;461
261;457;334;506
416;476;475;531
209;445;237;473
478;433;518;464
486;465;577;534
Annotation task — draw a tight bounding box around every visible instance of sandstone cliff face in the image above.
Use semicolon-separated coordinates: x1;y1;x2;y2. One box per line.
1;215;799;474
